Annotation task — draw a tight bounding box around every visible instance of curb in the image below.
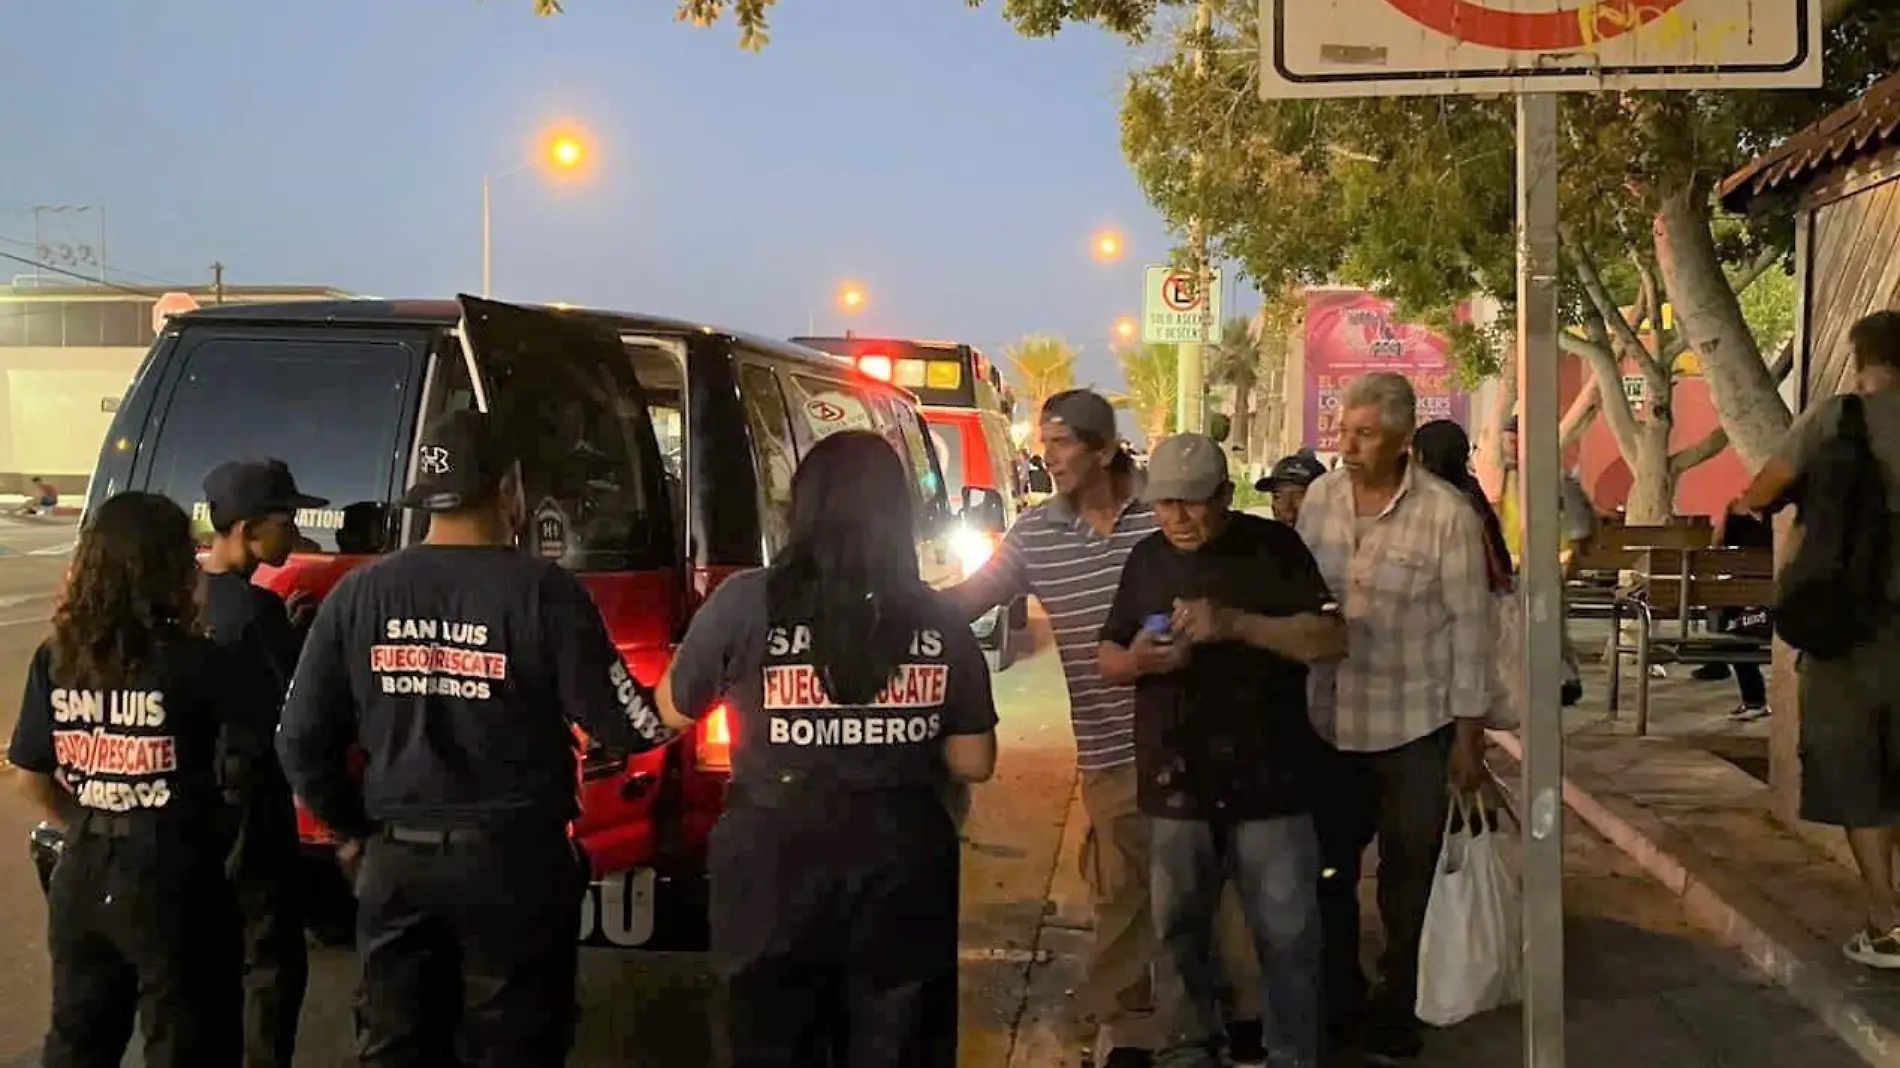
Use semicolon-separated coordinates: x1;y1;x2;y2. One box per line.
1490;730;1900;1067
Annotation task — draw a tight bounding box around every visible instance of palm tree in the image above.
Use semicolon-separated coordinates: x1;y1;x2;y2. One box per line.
1003;334;1079;451
1112;342;1178;448
1207;318;1260;456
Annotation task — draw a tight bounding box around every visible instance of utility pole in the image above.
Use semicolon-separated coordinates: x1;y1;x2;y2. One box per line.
1175;0;1214;435
211;262;226;304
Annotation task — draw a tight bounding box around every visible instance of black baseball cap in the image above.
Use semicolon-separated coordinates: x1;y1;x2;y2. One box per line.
1039;389;1119;448
1255;451;1327;493
204;460;328;528
400;409;518;512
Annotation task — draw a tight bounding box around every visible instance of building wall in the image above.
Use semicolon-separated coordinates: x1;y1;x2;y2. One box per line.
0;345;145;491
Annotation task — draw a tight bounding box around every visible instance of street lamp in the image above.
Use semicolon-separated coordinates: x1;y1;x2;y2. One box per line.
1113;316;1138;343
838;282;867;313
1093;229;1125;263
482;129;589;298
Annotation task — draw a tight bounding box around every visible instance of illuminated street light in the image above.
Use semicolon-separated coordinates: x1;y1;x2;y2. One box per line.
483;125;594;298
1113;316;1138;342
838;282;867;313
1093;230;1126;263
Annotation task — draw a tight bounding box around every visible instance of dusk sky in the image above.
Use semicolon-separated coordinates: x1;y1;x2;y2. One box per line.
1;0;1255;392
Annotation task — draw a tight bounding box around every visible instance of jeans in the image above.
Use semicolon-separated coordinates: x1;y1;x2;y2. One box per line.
1150;815;1322;1068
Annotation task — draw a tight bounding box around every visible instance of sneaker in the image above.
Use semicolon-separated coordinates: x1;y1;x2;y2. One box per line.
1226;1018;1267;1066
1728;703;1770;722
1844;926;1900;969
1691;663;1732;681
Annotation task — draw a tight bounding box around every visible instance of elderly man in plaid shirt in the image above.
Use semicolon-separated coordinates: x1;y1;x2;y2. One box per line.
1294;372;1495;1065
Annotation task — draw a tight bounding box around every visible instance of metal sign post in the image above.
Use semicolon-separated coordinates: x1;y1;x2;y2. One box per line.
1515;88;1566;1068
1257;4;1823;1067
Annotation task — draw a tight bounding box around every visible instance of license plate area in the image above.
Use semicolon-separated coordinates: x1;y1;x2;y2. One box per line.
578;867;656;947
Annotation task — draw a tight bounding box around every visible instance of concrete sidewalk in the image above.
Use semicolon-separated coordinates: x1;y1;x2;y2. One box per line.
1002;745;1859;1067
1492;653;1900;1066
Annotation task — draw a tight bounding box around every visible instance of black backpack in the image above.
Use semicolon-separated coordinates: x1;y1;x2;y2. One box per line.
1775;394;1892;659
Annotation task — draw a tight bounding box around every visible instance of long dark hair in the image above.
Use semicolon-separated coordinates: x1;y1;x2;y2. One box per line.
52;491;201;689
1413;420;1514;588
768;431;927;705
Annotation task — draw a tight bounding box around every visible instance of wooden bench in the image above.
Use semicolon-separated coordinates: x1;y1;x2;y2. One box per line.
1565;519;1714;620
1606;545;1775;735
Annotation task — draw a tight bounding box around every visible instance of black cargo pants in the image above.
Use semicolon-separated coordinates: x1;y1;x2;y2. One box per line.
1312;727;1453;1043
43;819;243;1068
230;779;309;1068
353;823;587;1068
710;786;960;1068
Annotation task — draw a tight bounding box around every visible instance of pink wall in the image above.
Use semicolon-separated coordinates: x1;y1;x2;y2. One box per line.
1572;359;1747;520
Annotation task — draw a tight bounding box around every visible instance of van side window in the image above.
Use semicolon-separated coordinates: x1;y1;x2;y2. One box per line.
142;333;416;553
897;408;946;513
785;374;880;442
628;340;686;552
736;364;797;553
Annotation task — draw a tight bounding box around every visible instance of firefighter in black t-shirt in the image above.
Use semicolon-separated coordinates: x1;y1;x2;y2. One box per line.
8;491;245;1068
200;458;328;1068
276;410;676;1067
655;430;999;1067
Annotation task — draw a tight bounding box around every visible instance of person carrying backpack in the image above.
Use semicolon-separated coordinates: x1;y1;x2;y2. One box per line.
1742;309;1900;969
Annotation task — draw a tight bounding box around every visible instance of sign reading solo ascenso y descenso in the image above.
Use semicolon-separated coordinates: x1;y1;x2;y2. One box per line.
1260;0;1822;99
1141;265;1224;345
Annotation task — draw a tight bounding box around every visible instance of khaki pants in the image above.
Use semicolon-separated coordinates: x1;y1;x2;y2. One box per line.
1075;766;1261;1050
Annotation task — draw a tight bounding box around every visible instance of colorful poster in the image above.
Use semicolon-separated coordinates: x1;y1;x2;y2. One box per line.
1303;288;1470;453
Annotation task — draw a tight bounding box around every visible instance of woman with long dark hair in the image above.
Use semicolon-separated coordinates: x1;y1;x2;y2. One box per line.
1412;420;1513;593
657;429;999;1066
8;491;244;1067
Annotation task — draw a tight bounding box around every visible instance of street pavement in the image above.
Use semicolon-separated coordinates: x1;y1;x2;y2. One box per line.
0;546;1869;1067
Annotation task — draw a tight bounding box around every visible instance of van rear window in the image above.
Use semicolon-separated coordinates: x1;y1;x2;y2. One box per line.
142;333;418;553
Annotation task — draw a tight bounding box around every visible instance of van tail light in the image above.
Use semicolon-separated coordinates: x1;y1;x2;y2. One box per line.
857;355;894;381
696;702;733;773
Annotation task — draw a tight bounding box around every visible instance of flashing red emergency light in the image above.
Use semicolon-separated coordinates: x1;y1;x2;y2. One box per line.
857;354;894;381
696;702;733;772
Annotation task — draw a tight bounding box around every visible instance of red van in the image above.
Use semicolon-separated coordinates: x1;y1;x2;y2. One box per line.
69;296;957;949
791;337;1028;668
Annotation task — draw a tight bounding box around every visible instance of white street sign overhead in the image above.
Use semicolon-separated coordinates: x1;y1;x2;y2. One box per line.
1260;0;1823;98
1141;264;1223;345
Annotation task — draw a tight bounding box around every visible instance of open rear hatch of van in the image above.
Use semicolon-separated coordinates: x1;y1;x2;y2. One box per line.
456;296;702;946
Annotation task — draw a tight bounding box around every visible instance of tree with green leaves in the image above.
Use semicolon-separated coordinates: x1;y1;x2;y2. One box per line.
1002;333;1079;450
1094;0;1895;519
1113;341;1178;447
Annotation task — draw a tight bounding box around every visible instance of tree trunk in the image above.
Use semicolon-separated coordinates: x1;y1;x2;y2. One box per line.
1654;188;1792;470
1625;418;1676;524
1477;342;1519;501
1230;381;1254;459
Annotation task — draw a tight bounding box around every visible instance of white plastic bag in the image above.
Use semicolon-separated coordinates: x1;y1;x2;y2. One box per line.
1415;792;1523;1027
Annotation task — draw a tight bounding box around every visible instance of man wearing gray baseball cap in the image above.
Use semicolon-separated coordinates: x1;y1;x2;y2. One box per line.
951;391;1269;1066
1099;432;1345;1068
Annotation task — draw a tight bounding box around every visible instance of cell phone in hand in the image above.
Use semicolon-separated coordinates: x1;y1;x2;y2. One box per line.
1143;613;1175;646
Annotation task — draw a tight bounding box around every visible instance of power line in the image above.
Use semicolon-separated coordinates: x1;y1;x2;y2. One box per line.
0;249;179;298
0;233;188;288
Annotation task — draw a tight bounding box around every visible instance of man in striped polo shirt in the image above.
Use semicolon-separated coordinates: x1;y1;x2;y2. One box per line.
949;390;1261;1068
